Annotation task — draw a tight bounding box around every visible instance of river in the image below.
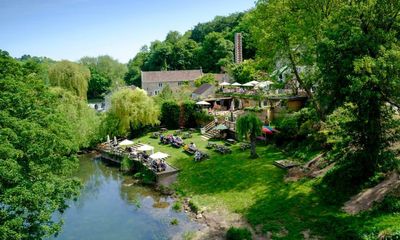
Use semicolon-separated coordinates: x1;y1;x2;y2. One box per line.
50;153;201;240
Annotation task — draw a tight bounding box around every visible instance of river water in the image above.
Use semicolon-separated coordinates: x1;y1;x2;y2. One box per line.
50;153;201;240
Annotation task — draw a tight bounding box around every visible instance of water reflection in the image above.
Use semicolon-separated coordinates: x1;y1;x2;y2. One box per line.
50;154;201;240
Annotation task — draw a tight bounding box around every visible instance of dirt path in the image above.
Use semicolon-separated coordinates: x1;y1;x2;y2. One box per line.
343;172;400;215
178;198;266;240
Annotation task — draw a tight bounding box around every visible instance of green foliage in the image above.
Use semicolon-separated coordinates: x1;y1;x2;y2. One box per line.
80;55;127;98
228;59;258;84
50;87;101;148
198;32;234;73
236;113;262;158
170;218;179;225
193;110;214;127
0;51;81;239
315;0;400;191
48;60;90;99
226;227;252;240
86;66;111;99
194;73;216;87
188;200;199;214
180;101;198;128
107;87;160;136
153;84;175;105
160;101;180;129
121;157;134;172
172;201;182;212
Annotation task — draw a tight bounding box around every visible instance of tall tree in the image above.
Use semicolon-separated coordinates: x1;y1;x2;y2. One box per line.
0;51;81;239
108;88;160;136
199;32;234;73
80;55;127;98
317;0;400;186
48;60;90;99
236;113;263;159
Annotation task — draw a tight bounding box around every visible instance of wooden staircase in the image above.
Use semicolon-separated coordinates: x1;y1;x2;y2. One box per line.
201;121;218;140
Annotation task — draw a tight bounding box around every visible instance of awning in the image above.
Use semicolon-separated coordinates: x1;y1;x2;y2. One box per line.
213;124;228;131
150;152;169;160
196;101;211;105
231;82;242;86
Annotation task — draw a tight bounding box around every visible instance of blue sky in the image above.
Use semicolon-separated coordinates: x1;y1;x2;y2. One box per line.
0;0;255;63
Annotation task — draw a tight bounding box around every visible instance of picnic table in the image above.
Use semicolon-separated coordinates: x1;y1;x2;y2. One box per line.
225;138;236;145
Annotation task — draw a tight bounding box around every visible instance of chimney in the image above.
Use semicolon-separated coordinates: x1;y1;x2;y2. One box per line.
234;33;243;64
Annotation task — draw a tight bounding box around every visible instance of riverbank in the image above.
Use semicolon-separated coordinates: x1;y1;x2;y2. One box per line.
132;131;400;239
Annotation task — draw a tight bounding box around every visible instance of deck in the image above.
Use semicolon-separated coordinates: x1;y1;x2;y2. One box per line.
98;147;180;185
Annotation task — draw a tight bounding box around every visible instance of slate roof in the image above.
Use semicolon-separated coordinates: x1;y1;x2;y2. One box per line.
193;83;213;95
142;70;203;83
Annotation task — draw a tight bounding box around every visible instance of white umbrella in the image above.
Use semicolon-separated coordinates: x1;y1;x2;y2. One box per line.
137;144;154;154
219;82;231;86
119;139;134;147
248;80;259;85
242;82;254;87
114;136;118;145
106;135;110;144
231;82;242;86
150;152;169;160
196;101;211;105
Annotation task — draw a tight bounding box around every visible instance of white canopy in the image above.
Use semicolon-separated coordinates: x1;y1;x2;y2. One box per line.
119;139;134;147
150;152;169;160
137;144;154;154
219;82;231;86
248;80;259;85
242;82;254;87
196;101;211;105
231;82;242;86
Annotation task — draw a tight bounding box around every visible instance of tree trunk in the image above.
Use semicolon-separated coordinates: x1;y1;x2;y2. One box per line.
250;134;258;159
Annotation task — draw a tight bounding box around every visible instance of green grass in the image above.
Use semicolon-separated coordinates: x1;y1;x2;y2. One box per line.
134;131;400;239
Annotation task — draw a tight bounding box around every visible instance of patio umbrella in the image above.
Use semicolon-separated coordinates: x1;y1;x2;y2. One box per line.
219;82;231;86
106;135;110;144
114;136;118;145
213;124;228;131
242;82;254;87
231;82;242;86
150;152;169;160
137;144;154;154
248;80;259;85
119;139;134;147
262;126;273;135
196;101;211;106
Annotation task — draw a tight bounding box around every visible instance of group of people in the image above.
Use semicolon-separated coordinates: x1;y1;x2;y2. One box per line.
151;159;167;172
128;150;167;172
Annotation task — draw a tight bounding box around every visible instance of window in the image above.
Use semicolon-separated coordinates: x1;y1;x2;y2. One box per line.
178;81;183;86
154;90;159;95
158;83;163;87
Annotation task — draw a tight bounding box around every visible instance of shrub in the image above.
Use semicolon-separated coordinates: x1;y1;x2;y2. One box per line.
121;157;133;172
188;200;199;214
161;101;180;129
170;218;179;225
172;201;182;212
226;227;252;240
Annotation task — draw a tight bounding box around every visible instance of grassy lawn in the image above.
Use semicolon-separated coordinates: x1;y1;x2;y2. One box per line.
134;131;400;239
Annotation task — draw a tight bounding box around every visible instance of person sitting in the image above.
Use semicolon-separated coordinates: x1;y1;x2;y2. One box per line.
160;160;167;171
189;142;196;150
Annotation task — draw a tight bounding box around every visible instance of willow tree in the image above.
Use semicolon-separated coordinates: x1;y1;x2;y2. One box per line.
236;113;263;159
109;87;160;136
48;60;90;99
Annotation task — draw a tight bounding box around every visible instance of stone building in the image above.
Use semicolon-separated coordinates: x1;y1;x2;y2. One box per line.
141;69;203;96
